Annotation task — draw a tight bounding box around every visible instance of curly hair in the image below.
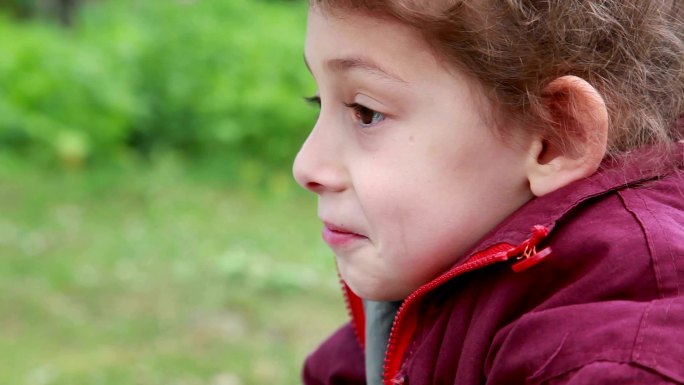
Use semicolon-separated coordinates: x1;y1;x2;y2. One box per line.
309;0;684;158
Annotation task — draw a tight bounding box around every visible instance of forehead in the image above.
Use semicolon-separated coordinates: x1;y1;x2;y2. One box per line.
303;9;494;111
308;0;460;18
304;9;438;82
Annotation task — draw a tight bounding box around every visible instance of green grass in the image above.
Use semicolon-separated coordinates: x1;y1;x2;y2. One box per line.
0;158;346;385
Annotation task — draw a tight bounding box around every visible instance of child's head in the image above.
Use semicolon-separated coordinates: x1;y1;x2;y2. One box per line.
293;0;683;301
307;0;684;157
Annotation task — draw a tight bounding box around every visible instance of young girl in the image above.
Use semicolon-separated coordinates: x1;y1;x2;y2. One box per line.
293;0;684;384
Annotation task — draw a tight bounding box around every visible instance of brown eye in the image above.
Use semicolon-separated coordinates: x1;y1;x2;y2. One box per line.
346;103;385;128
357;105;374;125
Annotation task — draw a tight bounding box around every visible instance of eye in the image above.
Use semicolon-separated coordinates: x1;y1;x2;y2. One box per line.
345;103;385;128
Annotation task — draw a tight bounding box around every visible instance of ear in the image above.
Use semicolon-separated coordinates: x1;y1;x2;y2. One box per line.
526;75;609;197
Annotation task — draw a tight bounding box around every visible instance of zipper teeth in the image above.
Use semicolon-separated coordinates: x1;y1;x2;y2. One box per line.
381;252;510;383
339;276;354;323
339;277;365;347
381;225;551;384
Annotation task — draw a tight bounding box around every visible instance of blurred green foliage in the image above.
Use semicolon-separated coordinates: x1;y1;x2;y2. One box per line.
0;2;343;384
0;0;316;171
0;158;344;385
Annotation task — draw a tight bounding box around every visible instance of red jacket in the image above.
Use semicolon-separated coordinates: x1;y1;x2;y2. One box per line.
303;145;684;385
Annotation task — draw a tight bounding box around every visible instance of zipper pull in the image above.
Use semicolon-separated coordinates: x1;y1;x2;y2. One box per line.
390;374;407;385
511;245;552;272
510;225;552;272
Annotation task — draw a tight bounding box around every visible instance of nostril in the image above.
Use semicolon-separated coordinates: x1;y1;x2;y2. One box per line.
306;181;325;192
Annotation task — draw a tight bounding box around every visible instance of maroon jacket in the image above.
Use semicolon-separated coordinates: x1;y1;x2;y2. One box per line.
303;145;684;385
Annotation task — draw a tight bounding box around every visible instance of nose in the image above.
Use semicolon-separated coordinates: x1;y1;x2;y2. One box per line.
293;120;346;194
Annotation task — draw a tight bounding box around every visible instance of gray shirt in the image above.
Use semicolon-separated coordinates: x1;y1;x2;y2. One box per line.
363;300;402;385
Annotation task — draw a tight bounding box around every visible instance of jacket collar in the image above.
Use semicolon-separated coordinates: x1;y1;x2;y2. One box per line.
457;143;684;269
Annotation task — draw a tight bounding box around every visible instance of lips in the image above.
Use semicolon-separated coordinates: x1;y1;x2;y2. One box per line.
321;221;366;248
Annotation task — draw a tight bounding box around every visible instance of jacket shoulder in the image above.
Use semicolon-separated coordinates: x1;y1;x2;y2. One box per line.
486;297;684;385
540;361;681;385
615;173;684;297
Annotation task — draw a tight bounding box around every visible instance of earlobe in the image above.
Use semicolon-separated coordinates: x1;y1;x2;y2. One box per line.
526;76;609;197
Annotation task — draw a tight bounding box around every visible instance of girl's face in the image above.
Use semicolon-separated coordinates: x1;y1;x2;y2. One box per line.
294;9;534;301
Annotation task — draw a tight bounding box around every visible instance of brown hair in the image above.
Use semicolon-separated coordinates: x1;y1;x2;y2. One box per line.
310;0;684;158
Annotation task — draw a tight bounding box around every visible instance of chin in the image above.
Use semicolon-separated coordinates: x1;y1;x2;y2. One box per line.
347;279;409;302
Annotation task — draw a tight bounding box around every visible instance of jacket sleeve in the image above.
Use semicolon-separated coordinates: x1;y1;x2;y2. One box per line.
303;322;366;385
541;361;684;385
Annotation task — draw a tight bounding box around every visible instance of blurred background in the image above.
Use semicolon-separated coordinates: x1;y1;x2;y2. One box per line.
0;0;346;384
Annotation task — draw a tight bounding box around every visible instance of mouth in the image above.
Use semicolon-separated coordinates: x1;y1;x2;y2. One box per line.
321;221;367;248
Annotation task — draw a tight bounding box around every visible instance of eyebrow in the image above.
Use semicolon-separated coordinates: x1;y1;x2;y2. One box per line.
304;54;408;85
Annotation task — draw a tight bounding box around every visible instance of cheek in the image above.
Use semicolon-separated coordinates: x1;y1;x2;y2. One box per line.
372;202;472;289
353;157;501;266
357;168;467;253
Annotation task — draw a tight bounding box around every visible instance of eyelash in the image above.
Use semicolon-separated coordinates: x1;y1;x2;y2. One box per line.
304;95;321;107
304;95;386;128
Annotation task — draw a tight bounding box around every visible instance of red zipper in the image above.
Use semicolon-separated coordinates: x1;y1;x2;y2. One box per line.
340;276;366;348
381;225;551;384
